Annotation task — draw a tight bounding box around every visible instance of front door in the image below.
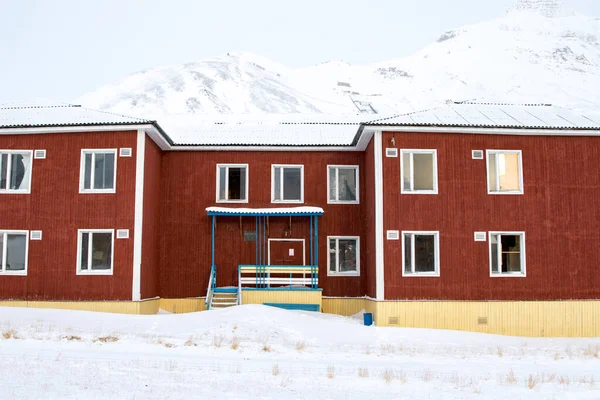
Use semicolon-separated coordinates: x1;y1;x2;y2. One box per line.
268;239;305;265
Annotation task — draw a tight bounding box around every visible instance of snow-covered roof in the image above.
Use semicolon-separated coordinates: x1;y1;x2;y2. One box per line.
0;104;153;128
206;206;324;216
158;114;363;146
367;102;600;130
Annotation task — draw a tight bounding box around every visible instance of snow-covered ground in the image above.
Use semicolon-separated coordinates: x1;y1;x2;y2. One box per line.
0;305;598;399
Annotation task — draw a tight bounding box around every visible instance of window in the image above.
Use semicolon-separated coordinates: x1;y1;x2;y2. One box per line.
0;230;28;275
402;231;440;277
77;229;114;275
489;232;525;277
0;150;33;193
401;150;438;194
328;166;359;204
80;149;117;193
487;150;523;194
216;164;248;202
272;165;304;203
328;236;359;276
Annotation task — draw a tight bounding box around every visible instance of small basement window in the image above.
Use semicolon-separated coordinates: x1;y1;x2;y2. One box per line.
80;149;117;193
328;236;359;276
0;150;33;193
217;164;248;202
401;150;438;194
402;231;440;276
489;232;525;276
272;165;304;203
0;230;28;275
328;165;359;203
77;229;114;275
487;150;523;194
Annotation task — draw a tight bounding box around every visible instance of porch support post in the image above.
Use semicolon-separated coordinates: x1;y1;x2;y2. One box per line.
255;216;258;266
211;216;215;267
310;216;313;265
315;216;319;266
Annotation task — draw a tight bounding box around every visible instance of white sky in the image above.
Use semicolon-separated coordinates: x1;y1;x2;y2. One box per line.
0;0;598;103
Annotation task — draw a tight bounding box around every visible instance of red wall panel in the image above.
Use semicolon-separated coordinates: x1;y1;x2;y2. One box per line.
381;131;600;300
0;131;137;300
159;151;367;298
140;136;162;299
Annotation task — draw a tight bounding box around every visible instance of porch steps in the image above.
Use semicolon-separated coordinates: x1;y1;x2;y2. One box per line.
209;288;238;309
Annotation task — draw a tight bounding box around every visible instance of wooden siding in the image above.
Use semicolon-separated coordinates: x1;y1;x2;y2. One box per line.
140;136;162;299
381;131;600;301
0;131;137;301
159;152;366;299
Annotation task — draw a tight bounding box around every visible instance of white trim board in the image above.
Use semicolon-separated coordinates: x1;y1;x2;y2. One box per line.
132;129;146;301
267;238;306;266
374;131;385;300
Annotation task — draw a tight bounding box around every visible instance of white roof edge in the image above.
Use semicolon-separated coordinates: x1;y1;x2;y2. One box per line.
206;206;324;214
361;125;600;136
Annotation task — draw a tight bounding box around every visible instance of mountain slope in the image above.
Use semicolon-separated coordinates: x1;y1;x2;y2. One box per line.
77;0;600;116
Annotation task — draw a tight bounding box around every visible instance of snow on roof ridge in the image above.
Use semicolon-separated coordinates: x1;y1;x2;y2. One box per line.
76;105;153;123
0;103;80;110
455;101;553;107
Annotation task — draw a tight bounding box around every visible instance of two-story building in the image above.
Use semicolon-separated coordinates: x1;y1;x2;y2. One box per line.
1;102;599;337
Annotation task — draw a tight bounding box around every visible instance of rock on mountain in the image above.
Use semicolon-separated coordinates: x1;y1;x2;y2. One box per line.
77;0;600;117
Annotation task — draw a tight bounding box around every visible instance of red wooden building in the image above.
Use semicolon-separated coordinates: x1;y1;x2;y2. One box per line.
1;102;599;336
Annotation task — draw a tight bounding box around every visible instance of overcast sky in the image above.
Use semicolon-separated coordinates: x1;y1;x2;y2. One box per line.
1;0;598;103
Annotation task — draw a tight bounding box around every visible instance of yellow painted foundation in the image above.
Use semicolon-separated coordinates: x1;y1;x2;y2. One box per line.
0;299;160;315
242;289;322;308
322;297;367;316
159;298;207;313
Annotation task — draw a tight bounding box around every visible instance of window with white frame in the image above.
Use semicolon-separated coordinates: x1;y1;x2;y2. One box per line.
402;231;440;276
216;164;248;202
80;150;117;193
328;236;359;276
328;166;359;203
401;150;438;194
0;150;33;193
487;150;523;194
0;230;28;274
489;232;525;276
272;165;303;203
77;230;114;274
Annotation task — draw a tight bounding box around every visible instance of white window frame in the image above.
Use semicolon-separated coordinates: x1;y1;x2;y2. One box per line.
76;229;115;276
400;149;438;194
216;164;249;203
0;230;29;275
327;236;360;277
79;149;118;194
486;150;523;195
271;164;304;203
401;231;440;277
488;231;526;277
0;150;33;194
327;165;359;204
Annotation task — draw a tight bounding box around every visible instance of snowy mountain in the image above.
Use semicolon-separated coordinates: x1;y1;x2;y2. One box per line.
77;0;600;117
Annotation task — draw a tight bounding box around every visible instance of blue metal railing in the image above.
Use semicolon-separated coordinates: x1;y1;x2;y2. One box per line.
205;265;216;310
238;264;319;290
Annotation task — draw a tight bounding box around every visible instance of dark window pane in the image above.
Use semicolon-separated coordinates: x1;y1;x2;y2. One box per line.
0;234;4;269
414;235;435;272
491;235;499;273
104;153;115;189
80;232;89;270
6;234;26;271
413;153;434;191
338;239;357;272
501;235;521;273
91;232;112;270
402;154;411;190
273;167;281;200
328;168;336;201
0;154;7;190
218;167;226;200
283;168;301;200
93;153;105;189
9;154;27;190
228;167;244;200
404;234;412;273
338;168;356;201
84;153;92;189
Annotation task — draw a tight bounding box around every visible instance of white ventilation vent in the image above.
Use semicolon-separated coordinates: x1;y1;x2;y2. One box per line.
386;230;400;240
385;148;398;158
474;232;486;242
119;148;132;157
472;150;484;159
34;150;46;159
116;229;130;239
30;231;42;240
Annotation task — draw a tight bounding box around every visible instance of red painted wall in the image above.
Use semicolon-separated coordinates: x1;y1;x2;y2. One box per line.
140;136;162;299
159;151;367;298
0;131;137;301
381;131;600;300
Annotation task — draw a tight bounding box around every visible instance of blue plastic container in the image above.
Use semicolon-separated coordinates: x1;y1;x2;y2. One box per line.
363;312;373;326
